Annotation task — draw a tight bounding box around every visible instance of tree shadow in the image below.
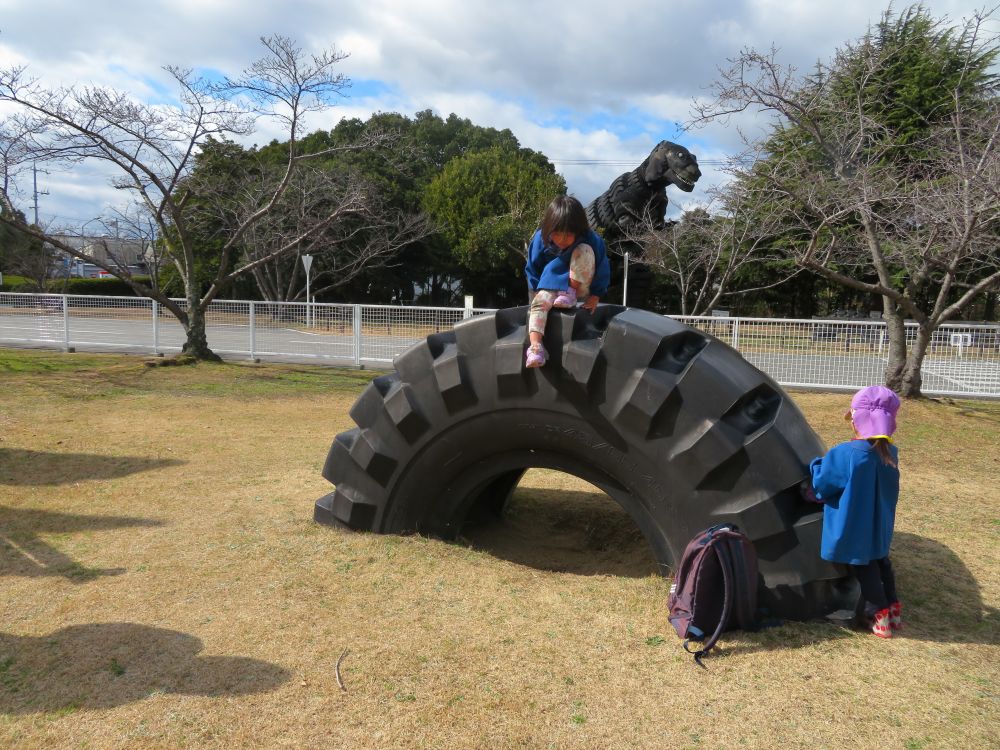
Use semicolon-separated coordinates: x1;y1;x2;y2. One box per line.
460;486;659;578
0;447;184;486
0;623;291;714
0;506;163;582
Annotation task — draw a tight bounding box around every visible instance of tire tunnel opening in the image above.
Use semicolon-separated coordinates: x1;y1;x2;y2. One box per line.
459;468;660;579
317;306;854;620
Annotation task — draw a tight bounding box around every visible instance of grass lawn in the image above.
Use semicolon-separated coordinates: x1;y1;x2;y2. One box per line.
0;347;997;749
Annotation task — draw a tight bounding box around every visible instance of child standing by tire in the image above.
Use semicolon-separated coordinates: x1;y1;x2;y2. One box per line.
808;385;903;637
523;195;611;368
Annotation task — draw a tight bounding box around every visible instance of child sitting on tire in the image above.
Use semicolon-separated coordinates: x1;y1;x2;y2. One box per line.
523;195;611;368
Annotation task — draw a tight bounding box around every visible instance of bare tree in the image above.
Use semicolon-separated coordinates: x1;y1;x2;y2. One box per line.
0;119;32;202
620;173;798;316
229;165;430;302
691;8;1000;396
0;35;419;359
104;204;166;294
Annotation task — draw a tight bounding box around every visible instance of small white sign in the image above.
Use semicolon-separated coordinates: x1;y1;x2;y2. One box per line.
301;254;313;273
949;333;972;347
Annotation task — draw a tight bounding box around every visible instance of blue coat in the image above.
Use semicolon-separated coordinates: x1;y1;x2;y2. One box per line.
809;440;900;564
524;229;611;298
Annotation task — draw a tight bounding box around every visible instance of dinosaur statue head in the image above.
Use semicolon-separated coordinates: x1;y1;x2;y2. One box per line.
643;141;701;193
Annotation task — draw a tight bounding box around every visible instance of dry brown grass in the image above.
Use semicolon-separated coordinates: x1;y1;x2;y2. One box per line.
0;348;997;749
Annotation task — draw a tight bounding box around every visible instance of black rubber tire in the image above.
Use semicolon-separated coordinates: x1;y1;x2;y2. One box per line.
315;306;856;620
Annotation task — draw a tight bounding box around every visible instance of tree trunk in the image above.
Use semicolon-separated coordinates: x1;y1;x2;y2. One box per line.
180;303;222;361
899;324;932;398
882;301;908;392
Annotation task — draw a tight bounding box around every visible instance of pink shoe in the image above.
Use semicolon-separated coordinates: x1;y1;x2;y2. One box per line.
872;608;892;638
552;288;577;308
525;342;548;368
889;601;903;631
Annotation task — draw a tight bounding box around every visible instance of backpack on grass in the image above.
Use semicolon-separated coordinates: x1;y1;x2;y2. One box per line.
667;523;759;666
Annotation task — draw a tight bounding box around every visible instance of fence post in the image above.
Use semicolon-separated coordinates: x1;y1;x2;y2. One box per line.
731;318;740;351
353;304;362;367
62;295;74;352
249;301;257;361
152;300;160;355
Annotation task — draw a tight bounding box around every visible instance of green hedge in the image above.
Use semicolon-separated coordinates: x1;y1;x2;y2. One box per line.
0;275;38;292
0;276;151;296
54;276;151;296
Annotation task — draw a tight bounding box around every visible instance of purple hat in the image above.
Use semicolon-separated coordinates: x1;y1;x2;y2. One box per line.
850;386;900;439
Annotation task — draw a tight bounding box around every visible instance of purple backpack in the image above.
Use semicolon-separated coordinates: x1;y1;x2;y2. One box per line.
667;524;759;665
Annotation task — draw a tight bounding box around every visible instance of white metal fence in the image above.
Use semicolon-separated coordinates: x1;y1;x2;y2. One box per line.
1;292;997;398
673;315;1000;399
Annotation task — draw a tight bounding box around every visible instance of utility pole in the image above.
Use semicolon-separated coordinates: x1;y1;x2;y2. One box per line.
32;163;49;226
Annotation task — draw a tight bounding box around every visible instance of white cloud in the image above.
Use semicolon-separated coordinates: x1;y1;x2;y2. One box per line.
2;0;995;224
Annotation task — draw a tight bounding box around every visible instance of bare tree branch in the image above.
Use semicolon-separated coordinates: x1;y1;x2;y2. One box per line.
689;7;1000;395
0;35;411;358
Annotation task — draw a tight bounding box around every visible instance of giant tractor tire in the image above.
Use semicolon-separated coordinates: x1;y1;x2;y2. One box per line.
315;305;856;620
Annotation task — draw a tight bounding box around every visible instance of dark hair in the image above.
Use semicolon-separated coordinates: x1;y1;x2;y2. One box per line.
868;437;897;468
540;195;589;241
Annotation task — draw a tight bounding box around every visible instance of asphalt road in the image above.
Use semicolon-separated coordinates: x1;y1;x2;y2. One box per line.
0;312;419;367
2;311;997;397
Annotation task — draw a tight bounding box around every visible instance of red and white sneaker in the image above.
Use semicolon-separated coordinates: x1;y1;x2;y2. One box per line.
552;287;577;308
889;601;903;631
872;608;892;638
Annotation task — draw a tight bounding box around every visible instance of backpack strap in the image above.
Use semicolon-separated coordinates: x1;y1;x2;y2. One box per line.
725;536;756;630
683;539;734;667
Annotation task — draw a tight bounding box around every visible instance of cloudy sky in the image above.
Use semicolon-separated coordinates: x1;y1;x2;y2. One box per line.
1;0;995;230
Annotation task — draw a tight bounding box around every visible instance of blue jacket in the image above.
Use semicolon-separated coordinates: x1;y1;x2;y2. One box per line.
524;229;611;298
809;440;900;564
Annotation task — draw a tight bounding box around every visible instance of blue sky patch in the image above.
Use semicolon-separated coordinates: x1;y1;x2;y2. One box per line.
347;78;398;100
505;94;686;144
192;67;230;87
107;65;176;105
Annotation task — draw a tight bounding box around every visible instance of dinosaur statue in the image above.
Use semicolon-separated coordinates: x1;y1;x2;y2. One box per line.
585;140;702;235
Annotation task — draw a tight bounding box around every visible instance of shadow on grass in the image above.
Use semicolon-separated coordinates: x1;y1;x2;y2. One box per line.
461;487;659;578
0;447;184;486
0;506;163;582
728;531;999;656
0;623;291;714
886;531;999;645
461;491;998;647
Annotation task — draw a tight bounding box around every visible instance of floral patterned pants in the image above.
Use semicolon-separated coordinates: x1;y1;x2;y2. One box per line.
528;244;595;335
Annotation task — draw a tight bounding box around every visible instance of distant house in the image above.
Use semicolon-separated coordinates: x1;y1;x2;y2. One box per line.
47;235;152;277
